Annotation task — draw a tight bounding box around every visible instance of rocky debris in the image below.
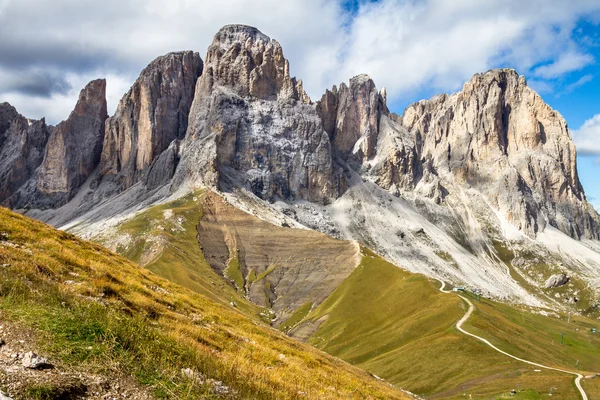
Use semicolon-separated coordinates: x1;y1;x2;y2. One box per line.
21;351;52;370
208;379;230;395
0;391;13;400
0;321;153;399
100;51;203;191
544;273;570;288
32;79;108;208
0;103;51;205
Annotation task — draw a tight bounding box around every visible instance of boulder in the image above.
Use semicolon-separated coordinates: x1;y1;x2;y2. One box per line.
22;351;52;369
544;273;570;288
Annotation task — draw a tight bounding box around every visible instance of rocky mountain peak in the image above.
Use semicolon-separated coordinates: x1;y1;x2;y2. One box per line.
0;102;21;148
35;78;108;206
0;105;51;205
402;68;596;239
213;24;271;49
198;25;309;102
318;73;387;162
100;51;203;190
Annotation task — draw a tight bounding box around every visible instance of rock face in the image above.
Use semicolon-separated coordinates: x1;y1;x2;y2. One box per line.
177;25;337;202
100;51;203;190
402;69;599;239
34;79;108;206
319;75;386;163
544;273;570;288
0;103;51;205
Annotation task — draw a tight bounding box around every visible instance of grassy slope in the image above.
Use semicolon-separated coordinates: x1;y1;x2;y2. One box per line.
0;207;411;399
464;293;600;373
95;193;599;399
299;249;590;399
114;191;262;319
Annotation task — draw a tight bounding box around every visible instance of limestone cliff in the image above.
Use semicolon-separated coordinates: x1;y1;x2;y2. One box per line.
100;51;203;190
176;25;338;203
0;104;50;205
402;69;598;239
34;79;108;207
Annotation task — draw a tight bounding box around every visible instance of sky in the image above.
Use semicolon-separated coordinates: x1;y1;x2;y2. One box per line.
0;0;600;207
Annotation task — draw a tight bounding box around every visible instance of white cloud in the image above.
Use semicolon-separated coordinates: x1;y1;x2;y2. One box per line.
566;73;594;92
527;79;554;94
0;0;599;124
338;0;600;100
533;51;594;78
2;72;133;124
572;114;600;155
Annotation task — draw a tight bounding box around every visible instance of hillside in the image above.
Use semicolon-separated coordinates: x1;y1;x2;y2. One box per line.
86;189;600;399
296;249;600;399
0;206;413;399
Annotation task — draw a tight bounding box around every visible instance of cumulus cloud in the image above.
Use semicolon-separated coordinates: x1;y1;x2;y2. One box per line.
572;114;600;156
533;50;594;78
0;0;599;124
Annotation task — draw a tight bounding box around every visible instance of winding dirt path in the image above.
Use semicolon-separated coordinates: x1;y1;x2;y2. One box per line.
437;280;588;400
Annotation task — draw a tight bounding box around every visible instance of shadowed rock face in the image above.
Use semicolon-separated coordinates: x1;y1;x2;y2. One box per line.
0;103;51;204
100;51;203;190
35;79;108;206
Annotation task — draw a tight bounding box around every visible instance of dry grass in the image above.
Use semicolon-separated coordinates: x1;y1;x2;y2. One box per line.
0;206;411;399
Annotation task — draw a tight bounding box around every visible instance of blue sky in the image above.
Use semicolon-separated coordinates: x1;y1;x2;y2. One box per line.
0;0;599;207
543;21;600;209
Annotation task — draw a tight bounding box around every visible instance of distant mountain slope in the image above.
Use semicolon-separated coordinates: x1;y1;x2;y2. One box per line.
0;206;413;399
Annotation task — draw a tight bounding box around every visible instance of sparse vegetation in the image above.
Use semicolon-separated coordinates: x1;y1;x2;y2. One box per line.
434;250;460;270
0;206;410;399
255;264;278;282
224;252;245;294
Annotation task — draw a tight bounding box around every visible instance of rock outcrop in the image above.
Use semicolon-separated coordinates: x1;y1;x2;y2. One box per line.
320;74;385;163
177;25;337;202
544;273;570;288
402;69;599;239
0;103;51;205
100;51;203;190
34;79;108;207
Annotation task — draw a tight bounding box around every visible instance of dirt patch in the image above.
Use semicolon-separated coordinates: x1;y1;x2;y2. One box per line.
0;320;153;399
197;192;362;326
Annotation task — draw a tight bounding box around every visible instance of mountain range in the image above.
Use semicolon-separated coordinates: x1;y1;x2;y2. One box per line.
2;24;599;312
2;23;600;399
